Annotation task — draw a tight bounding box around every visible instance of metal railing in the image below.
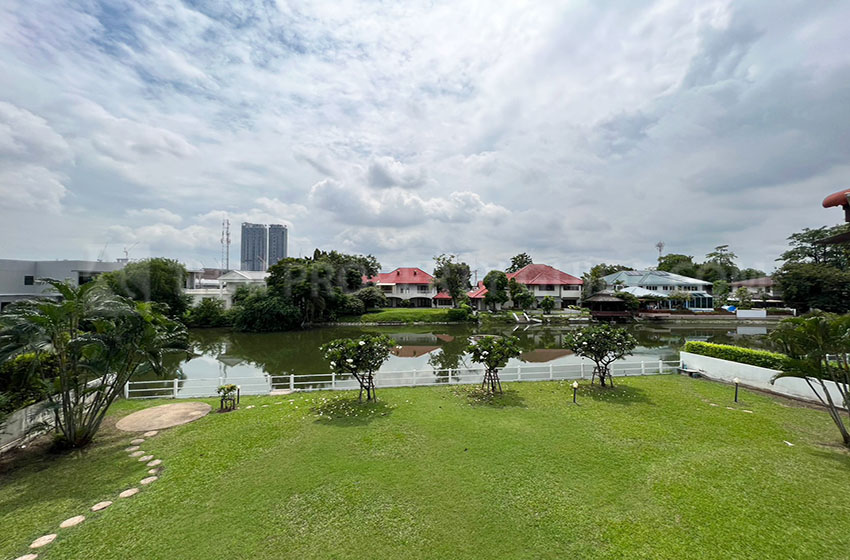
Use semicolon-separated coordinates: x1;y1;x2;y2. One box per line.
124;359;682;399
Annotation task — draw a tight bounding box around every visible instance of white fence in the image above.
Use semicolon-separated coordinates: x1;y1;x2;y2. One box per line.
124;360;682;399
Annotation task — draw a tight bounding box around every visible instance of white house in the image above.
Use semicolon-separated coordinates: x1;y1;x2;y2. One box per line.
0;259;125;311
184;269;269;309
467;264;584;311
363;267;438;308
601;270;714;310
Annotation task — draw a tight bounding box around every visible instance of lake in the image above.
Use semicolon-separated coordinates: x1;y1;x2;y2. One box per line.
150;323;773;397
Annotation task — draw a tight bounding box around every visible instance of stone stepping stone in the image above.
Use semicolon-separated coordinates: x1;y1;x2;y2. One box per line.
709;403;718;407
129;450;145;457
125;445;140;452
262;404;269;408
245;405;255;409
119;488;139;498
14;554;39;560
147;459;162;467
143;430;159;437
91;501;112;512
138;455;154;462
140;476;158;485
147;468;161;475
130;438;145;445
60;515;85;528
30;534;57;548
741;409;754;414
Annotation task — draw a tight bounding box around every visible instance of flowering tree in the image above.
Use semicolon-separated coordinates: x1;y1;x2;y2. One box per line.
564;325;637;387
321;334;395;401
466;335;522;394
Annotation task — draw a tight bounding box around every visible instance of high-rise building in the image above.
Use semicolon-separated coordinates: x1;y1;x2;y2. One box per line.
268;224;288;267
240;223;267;271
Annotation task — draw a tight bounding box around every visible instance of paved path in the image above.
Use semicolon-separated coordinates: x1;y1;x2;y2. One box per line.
116;402;211;432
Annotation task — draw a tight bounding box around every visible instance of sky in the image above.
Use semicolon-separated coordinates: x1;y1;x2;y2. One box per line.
1;0;849;279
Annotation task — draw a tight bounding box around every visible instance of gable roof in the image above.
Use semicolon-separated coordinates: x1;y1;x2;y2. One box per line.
219;270;269;281
363;267;434;285
730;276;774;288
601;269;711;287
467;281;488;299
507;264;583;286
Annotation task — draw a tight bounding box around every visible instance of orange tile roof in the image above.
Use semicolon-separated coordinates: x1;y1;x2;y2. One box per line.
506;264;583;286
364;267;434;285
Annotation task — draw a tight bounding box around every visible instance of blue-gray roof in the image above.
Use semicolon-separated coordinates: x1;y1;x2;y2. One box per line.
601;270;712;287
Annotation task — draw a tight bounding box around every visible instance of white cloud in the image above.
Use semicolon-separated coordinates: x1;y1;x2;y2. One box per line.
0;0;849;272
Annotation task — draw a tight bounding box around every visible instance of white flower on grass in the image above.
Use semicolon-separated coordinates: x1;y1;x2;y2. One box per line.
346;358;354;363
359;340;366;346
330;361;336;367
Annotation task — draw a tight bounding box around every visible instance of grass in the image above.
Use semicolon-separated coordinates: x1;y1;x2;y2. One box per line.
1;375;850;559
357;307;460;323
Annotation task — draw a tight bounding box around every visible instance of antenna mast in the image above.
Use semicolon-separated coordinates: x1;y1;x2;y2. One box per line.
655;241;665;261
221;216;231;272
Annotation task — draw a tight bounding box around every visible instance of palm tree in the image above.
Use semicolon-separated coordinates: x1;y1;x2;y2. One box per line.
0;280;187;448
770;312;850;447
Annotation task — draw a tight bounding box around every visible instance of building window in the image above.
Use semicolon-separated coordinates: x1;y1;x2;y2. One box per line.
542;285;555;291
418;285;430;293
644;285;658;291
24;275;34;286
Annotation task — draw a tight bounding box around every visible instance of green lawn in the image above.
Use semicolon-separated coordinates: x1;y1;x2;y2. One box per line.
358;307;459;323
2;376;849;559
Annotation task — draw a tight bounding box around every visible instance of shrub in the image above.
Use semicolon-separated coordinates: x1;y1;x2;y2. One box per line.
447;304;472;321
230;289;302;332
340;294;366;316
682;341;789;370
183;298;231;328
354;286;387;311
0;353;58;416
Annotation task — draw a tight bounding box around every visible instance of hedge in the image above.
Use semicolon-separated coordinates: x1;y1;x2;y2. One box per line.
682;341;789;370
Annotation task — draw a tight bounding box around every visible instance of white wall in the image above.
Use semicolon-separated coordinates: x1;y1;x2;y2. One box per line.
736;309;767;319
680;351;847;409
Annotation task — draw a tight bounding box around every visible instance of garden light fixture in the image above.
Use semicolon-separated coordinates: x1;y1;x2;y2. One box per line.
733;377;740;403
572;381;579;404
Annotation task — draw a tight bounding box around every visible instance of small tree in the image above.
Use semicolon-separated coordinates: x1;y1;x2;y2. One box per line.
733;287;753;309
432;254;472;308
514;287;536;310
321;334;394;401
540;295;556;314
668;290;692;310
354;286;388;311
466;335;521;393
564;325;637;387
482;270;509;311
770;313;850;448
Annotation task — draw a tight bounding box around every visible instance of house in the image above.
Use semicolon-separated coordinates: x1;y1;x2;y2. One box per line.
468;264;583;311
729;277;783;307
600;270;714;311
0;259;125;311
363;267;438;308
184;269;269;309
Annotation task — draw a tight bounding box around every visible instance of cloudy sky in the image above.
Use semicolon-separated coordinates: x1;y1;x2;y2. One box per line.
1;0;848;278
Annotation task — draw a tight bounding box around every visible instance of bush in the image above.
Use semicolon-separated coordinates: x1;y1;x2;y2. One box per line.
183;298;231;328
0;353;57;416
682;341;789;370
230;289;302;332
354;286;388;311
340;294;366;316
447;304;472;321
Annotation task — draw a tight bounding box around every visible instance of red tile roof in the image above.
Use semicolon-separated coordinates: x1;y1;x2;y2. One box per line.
434;291;453;299
823;188;850;208
363;267;434;285
506;264;583;286
468;281;488;299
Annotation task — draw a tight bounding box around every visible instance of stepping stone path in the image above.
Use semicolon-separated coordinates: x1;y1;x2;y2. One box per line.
119;488;140;498
138;455;154;462
91;501;112;512
125;445;140;452
59;515;85;529
147;459;162;467
14;554;39;560
30;534;57;548
148;468;160;475
140;476;158;485
130;438;145;445
143;430;159;437
245;405;255;409
129;450;145;457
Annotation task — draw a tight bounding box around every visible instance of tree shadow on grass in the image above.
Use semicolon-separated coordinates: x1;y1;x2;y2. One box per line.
580;382;654;406
310;396;395;427
452;385;527;408
805;446;850;469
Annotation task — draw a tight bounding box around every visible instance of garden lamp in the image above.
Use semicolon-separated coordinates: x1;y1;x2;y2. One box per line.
733;378;740;403
572;381;579;404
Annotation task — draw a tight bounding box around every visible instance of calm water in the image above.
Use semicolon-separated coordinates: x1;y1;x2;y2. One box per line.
172;323;772;387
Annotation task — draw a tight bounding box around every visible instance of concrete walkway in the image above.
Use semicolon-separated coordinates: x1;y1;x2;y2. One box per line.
116;402;211;432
